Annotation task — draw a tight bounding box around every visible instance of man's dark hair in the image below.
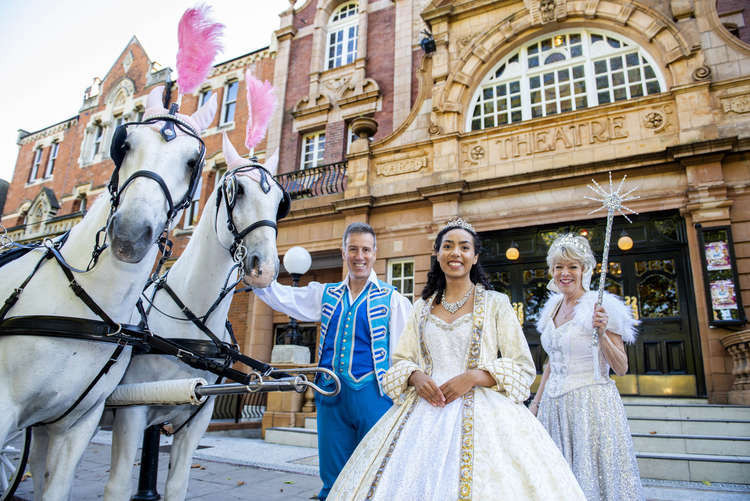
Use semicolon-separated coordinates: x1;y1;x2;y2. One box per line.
342;222;377;249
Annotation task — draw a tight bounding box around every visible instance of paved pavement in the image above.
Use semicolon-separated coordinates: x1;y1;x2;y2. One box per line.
10;430;750;500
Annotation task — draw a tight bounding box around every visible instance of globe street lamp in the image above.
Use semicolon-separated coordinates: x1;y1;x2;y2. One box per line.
283;246;311;345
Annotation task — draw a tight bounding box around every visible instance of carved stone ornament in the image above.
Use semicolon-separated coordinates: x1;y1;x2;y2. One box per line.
324;76;352;96
428;123;441;135
540;0;556;23
375;156;427;177
692;65;711;82
643;111;666;132
722;95;750;114
470;145;485;161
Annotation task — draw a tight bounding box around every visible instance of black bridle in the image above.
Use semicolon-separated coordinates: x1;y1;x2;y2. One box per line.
86;107;207;273
215;162;291;259
109;110;206;222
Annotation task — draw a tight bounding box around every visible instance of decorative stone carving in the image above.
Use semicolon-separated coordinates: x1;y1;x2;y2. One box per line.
122;50;133;72
540;0;556;23
375;156;428;177
643;112;664;130
324;76;352;97
470;145;485;161
692;65;711;82
721;330;750;405
351;116;378;139
670;0;694;21
722;95;750;114
428;123;441;135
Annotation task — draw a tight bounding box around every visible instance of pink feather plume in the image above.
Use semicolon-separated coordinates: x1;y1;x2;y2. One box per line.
245;70;276;151
176;5;224;96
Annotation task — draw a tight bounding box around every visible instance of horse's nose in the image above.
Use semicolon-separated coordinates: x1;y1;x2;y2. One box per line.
108;212;156;263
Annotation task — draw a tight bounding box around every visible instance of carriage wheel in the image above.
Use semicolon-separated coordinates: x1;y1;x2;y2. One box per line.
0;428;31;501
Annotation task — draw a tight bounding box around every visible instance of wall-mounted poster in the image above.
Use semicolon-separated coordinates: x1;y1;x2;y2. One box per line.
710;279;738;311
705;241;731;271
697;225;746;326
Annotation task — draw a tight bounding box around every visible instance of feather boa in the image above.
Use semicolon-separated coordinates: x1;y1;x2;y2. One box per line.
536;291;639;344
176;5;224;95
244;71;276;151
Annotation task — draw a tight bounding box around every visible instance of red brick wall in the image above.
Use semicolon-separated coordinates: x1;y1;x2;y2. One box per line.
279;35;314;174
367;5;395;141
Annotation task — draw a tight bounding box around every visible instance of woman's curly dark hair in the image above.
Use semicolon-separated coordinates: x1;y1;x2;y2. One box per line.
421;224;493;304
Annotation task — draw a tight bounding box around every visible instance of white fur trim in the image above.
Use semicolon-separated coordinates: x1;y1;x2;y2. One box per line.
536;291;639;344
573;291;639;344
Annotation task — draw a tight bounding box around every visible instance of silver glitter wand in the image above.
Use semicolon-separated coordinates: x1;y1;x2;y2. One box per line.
584;172;639;379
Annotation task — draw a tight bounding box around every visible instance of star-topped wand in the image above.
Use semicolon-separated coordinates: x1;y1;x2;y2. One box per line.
584;172;639;379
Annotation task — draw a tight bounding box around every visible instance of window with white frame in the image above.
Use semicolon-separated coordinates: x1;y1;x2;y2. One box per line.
388;258;415;301
221;81;238;124
91;124;104;158
301;130;326;169
468;29;664;131
184;176;202;228
44;142;59;178
346;125;358;154
326;2;359;70
199;88;212;107
28;148;43;183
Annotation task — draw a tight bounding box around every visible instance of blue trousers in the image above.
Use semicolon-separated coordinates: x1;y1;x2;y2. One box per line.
315;381;392;500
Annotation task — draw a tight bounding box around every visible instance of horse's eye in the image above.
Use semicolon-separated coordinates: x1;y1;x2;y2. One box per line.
186;158;197;171
236;183;245;196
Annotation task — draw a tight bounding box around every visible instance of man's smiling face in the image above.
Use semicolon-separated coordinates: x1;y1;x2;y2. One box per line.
343;232;376;282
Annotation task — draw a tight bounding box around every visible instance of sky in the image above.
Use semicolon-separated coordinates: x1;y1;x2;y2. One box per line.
0;1;292;183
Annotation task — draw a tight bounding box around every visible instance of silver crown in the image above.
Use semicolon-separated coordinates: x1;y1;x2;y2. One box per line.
550;233;590;254
443;217;475;233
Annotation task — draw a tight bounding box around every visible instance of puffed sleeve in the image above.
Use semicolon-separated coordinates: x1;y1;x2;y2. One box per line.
382;300;424;404
477;293;536;404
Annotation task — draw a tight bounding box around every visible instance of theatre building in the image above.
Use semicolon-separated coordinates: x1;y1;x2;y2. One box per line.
2;0;749;425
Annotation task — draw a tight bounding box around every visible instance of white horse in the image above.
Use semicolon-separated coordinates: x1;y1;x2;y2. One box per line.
103;134;286;501
0;86;217;501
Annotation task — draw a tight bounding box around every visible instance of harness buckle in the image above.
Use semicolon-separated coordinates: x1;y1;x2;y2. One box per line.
106;323;123;337
176;348;194;360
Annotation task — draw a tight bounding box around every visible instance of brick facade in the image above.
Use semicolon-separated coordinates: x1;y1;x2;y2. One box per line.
3;0;750;403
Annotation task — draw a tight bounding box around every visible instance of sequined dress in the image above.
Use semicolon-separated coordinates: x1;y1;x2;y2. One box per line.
329;288;585;500
537;291;644;501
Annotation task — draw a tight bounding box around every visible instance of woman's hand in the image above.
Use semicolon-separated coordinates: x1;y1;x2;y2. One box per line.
439;372;479;404
592;305;609;333
409;370;446;407
528;400;539;417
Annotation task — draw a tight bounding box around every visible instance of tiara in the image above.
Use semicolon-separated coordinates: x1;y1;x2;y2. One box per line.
443;217;475;233
550;233;590;254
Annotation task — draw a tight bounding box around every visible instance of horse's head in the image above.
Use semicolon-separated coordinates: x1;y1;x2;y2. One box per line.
107;86;217;263
214;134;289;288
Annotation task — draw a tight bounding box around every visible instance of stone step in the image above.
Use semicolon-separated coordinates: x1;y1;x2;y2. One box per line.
628;417;750;437
305;416;317;430
622;397;708;405
264;427;318;449
625;403;750;421
633;433;750;456
637;452;750;484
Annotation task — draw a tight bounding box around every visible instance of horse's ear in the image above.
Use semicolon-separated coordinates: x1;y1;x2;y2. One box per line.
146;86;166;111
222;133;244;169
192;92;217;132
264;149;279;176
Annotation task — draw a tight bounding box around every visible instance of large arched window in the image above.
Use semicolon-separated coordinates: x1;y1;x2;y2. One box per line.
467;30;665;131
326;2;359;70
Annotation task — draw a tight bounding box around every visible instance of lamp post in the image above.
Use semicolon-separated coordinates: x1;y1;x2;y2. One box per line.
282;246;311;345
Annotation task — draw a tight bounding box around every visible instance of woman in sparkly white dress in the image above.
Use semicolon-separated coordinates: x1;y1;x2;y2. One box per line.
529;234;643;501
329;219;584;501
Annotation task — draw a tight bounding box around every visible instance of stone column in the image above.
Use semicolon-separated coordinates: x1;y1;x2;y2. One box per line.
721;330;750;405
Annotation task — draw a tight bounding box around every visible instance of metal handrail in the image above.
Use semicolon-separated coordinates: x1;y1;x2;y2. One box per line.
275;161;347;200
